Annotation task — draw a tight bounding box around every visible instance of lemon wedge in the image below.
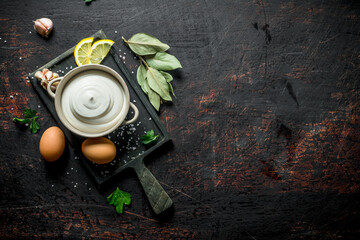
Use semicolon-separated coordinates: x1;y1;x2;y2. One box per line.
89;39;115;64
74;37;94;66
74;38;114;66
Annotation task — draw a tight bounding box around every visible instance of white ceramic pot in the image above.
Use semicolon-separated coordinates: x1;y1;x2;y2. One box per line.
47;64;139;138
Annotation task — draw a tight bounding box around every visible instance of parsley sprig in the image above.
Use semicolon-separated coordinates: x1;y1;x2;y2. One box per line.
13;108;40;133
107;188;131;214
141;130;159;145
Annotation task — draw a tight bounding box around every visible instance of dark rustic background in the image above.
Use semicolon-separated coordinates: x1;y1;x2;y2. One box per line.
1;0;360;239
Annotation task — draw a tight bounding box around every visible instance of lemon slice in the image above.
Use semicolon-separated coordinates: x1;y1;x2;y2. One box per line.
89;39;115;64
74;37;94;66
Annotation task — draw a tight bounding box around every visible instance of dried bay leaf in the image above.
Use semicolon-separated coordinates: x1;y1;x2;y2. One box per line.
122;33;181;111
147;67;172;101
146;52;182;71
168;82;175;97
148;87;161;111
136;64;148;93
160;71;173;82
125;33;170;56
160;71;175;97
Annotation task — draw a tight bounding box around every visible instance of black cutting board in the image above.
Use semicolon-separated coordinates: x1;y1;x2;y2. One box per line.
29;30;173;214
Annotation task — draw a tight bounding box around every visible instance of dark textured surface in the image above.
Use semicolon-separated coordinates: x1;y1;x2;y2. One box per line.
1;0;360;239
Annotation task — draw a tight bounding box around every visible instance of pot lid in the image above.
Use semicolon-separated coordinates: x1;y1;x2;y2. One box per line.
60;69;128;134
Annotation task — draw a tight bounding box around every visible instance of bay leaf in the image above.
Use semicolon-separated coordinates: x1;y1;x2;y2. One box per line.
136;64;148;93
168;82;176;97
147;86;161;111
146;52;182;71
160;71;173;82
137;72;160;110
126;33;170;55
146;67;172;101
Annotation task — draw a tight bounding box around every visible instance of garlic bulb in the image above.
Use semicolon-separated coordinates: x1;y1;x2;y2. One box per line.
35;69;60;91
33;18;53;37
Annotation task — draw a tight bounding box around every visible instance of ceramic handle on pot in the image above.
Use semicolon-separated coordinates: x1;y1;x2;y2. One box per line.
134;162;173;214
47;77;63;99
123;103;139;125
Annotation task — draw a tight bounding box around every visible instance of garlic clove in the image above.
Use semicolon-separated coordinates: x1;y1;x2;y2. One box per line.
34;68;60;91
35;71;45;80
51;81;60;92
45;70;53;80
33;18;53;37
38;18;53;30
42;69;49;75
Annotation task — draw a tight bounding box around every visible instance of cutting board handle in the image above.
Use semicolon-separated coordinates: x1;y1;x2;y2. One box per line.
134;162;173;214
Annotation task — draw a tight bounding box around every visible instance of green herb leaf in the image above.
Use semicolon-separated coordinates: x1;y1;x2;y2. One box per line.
13;108;40;133
146;52;182;71
136;64;148;94
168;82;176;97
147;87;161;111
146;67;172;101
124;33;170;55
160;71;173;83
30;118;40;134
24;108;37;119
13;118;30;124
141;130;159;145
84;0;94;3
107;188;131;214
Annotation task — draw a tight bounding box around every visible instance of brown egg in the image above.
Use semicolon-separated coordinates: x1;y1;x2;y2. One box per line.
81;137;116;164
39;126;65;162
